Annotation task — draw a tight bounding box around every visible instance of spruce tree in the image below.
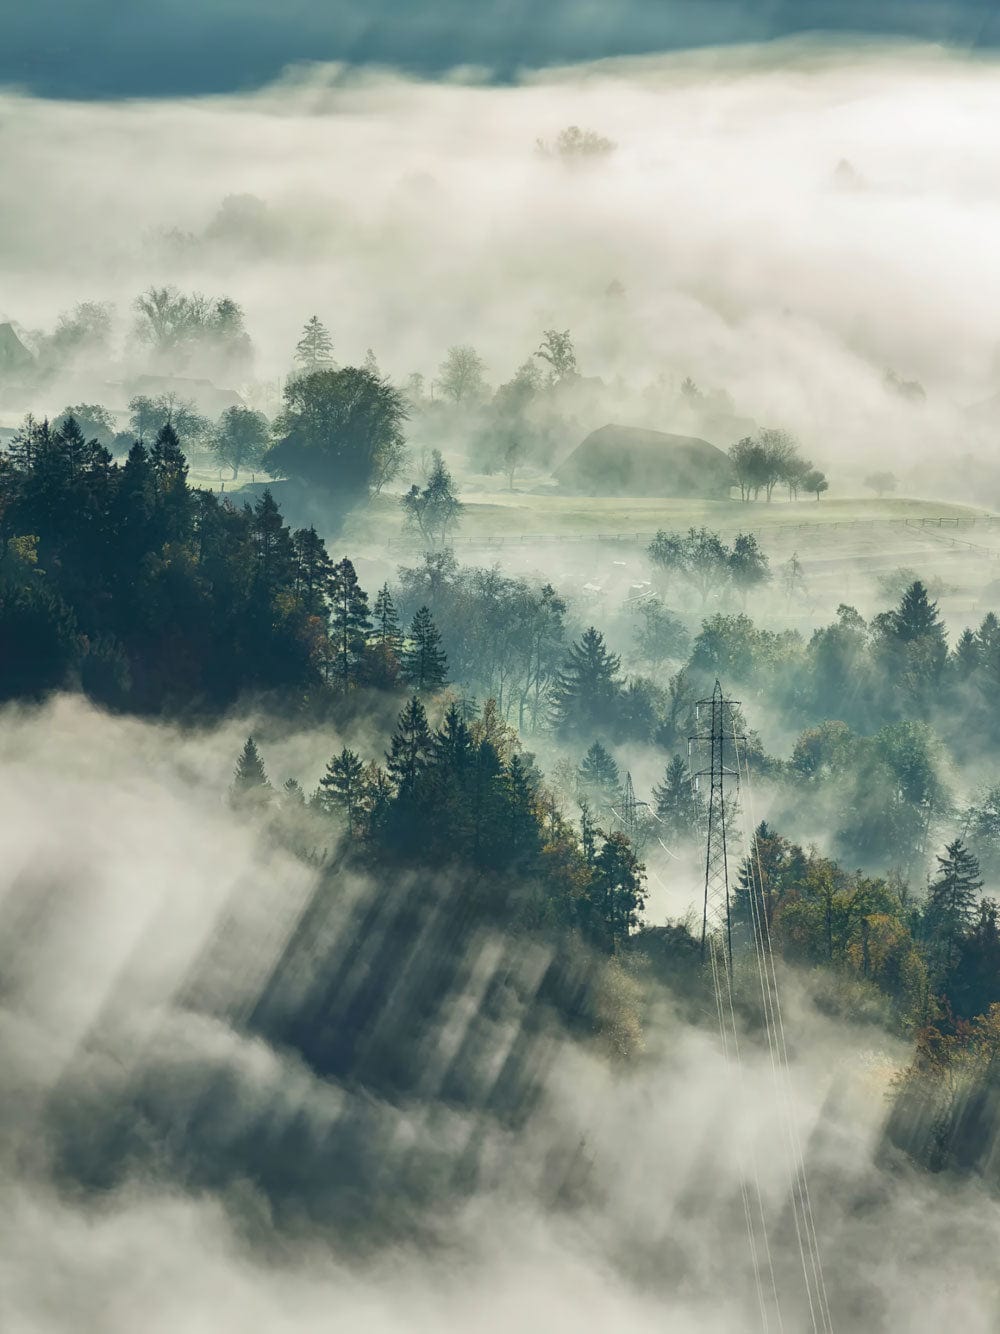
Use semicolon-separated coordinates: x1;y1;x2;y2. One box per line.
950;898;1000;1019
952;627;980;680
402;606;448;691
578;740;622;810
232;736;270;807
329;557;371;688
294;316;334;372
434;702;474;774
504;753;541;865
249;489;294;597
318;747;367;835
890;580;946;645
149;422;190;544
652;755;705;842
292;526;335;617
372;583;402;651
550;627;622;735
925;838;983;977
385;696;434;795
591;832;646;950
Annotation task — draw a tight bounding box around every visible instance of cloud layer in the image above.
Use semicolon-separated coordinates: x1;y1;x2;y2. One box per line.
3;42;1000;484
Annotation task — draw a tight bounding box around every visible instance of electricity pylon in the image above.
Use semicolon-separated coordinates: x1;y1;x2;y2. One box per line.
612;771;648;848
690;680;745;967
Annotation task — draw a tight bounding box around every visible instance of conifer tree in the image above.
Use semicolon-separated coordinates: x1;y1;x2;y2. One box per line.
950;897;1000;1019
292;526;335;617
550;626;621;735
249;489;295;597
402;605;448;691
329;557;371;688
652;755;705;843
591;832;646;950
891;580;947;645
372;583;402;651
504;753;541;864
149;422;190;543
434;702;474;774
318;747;367;835
294;316;334;372
952;627;980;680
385;696;434;795
578;740;622;810
925;838;983;977
232;736;270;806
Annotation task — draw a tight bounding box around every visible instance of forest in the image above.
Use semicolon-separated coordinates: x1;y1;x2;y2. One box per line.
5;24;1000;1334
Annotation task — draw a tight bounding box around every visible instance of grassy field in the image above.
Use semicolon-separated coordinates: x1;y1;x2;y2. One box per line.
344;491;999;550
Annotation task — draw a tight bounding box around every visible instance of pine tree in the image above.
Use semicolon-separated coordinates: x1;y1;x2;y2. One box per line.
372;583;402;651
232;736;270;806
891;580;946;645
925;838;983;978
652;755;705;843
149;422;190;544
430;703;475;849
318;747;367;835
292;526;335;617
294;316;334;372
504;753;541;865
385;696;434;795
248;489;295;597
402;606;448;691
590;832;646;950
329;557;371;688
950;897;1000;1019
952;627;980;680
578;740;622;810
550;627;622;735
434;702;474;774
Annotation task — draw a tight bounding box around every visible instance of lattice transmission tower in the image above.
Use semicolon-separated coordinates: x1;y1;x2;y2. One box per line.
689;680;745;967
612;771;649;848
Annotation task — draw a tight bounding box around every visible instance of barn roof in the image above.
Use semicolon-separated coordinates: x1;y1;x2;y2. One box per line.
554;423;732;498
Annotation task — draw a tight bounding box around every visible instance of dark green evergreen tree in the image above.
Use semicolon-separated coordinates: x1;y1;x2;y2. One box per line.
248;489;295;599
149;422;190;544
924;838;983;979
550;626;622;736
652;755;705;843
891;581;946;643
373;583;402;651
318;747;367;835
952;627;980;681
385;696;434;795
578;740;622;810
402;605;448;691
232;736;270;805
590;832;646;950
292;526;334;617
949;898;1000;1020
329;557;371;688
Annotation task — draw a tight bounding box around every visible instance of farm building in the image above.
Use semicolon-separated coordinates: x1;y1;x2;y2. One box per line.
554;424;733;498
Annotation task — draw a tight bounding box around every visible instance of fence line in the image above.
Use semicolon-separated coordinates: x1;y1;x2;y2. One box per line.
384;512;999;553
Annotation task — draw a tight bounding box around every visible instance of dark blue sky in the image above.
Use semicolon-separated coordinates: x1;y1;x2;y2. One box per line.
4;1;999;98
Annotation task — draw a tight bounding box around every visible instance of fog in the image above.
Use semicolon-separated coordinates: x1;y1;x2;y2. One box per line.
5;37;1000;1331
0;694;997;1333
3;41;1000;483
